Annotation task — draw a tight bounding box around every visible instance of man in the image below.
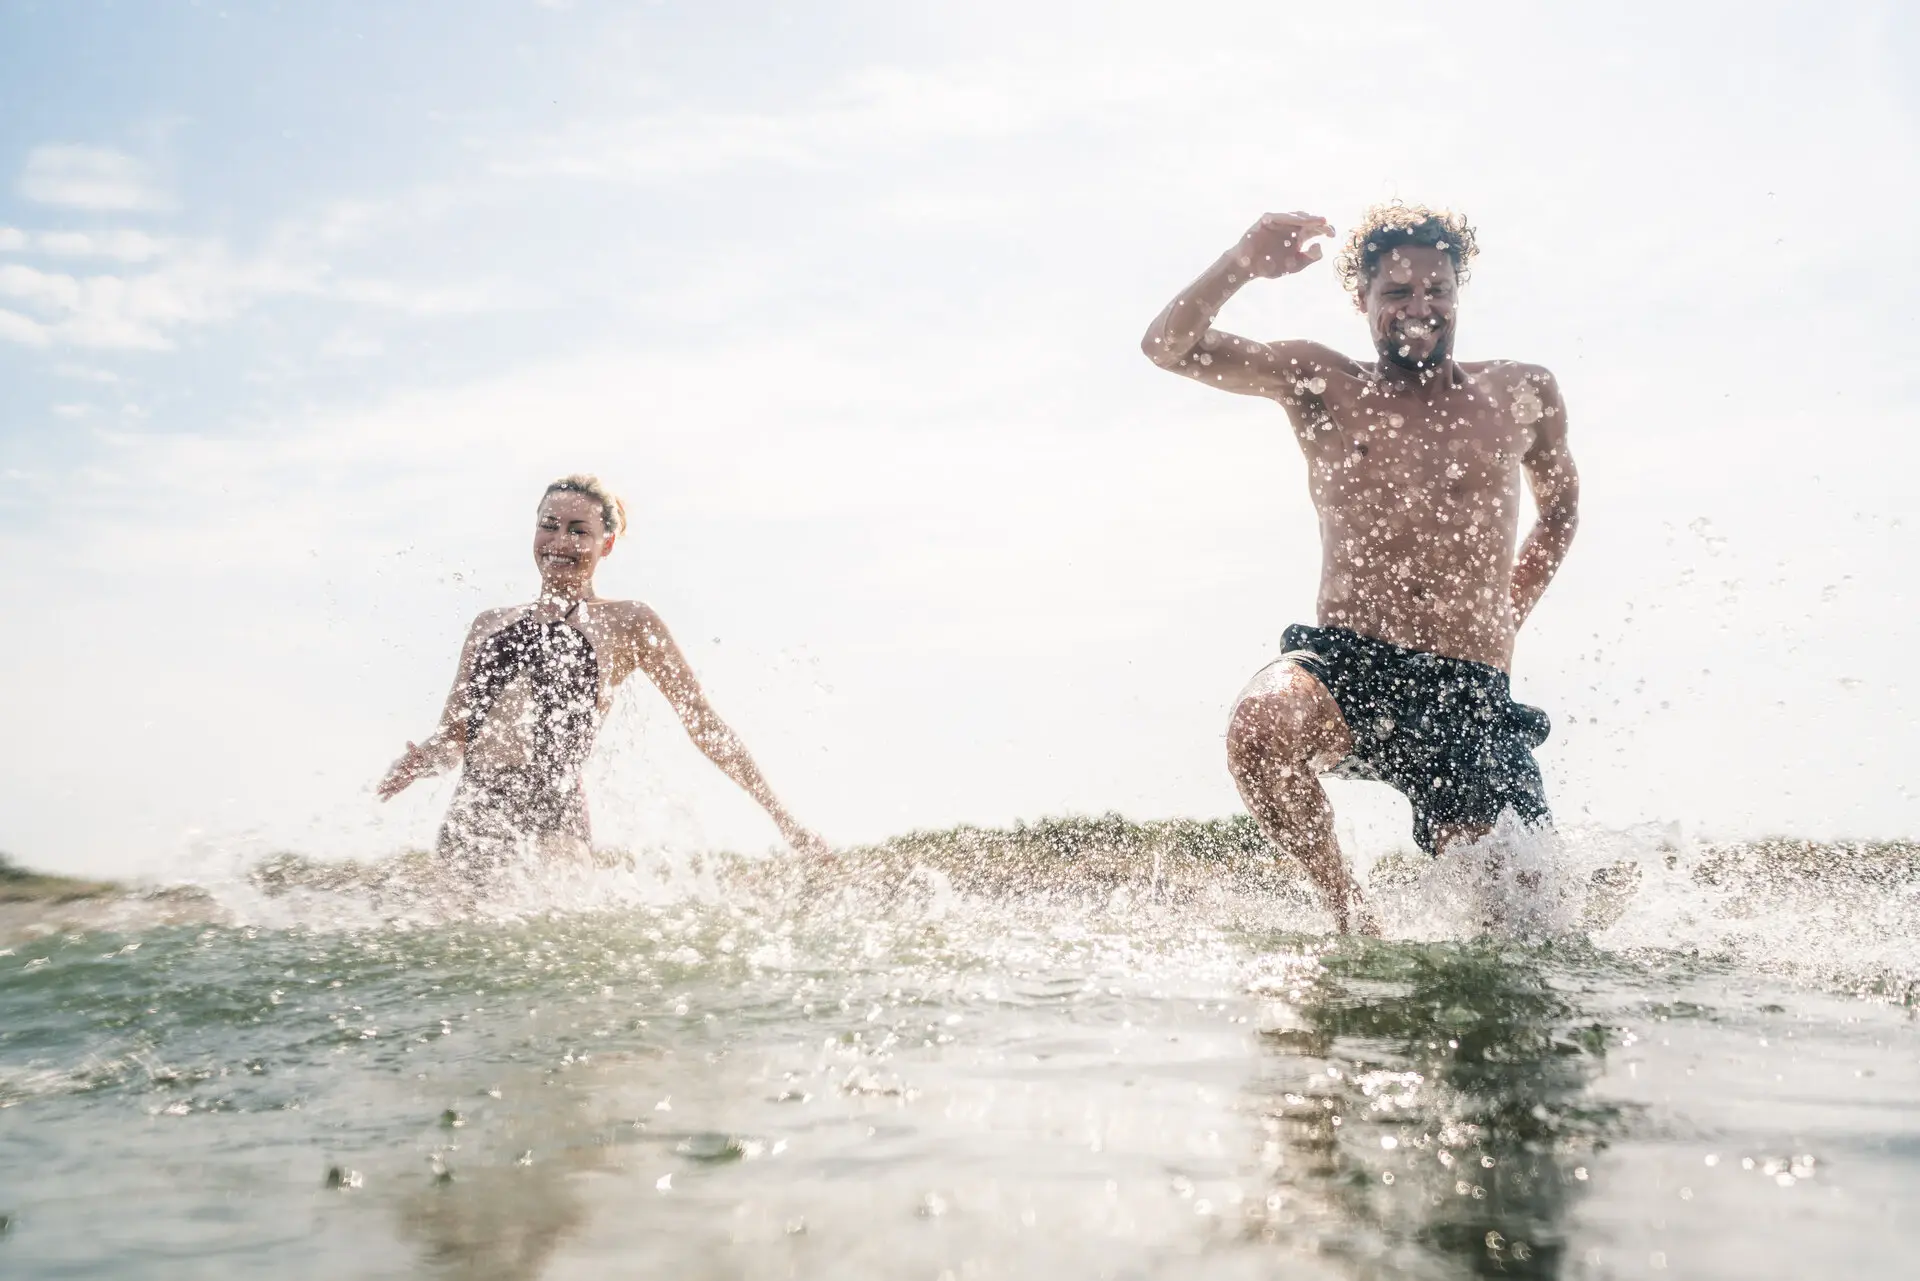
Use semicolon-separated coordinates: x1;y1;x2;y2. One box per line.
1141;205;1579;933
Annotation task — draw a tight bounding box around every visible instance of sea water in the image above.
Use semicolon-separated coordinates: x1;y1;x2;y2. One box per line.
2;819;1917;1279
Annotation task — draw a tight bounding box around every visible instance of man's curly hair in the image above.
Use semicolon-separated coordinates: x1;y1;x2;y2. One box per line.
1333;202;1479;309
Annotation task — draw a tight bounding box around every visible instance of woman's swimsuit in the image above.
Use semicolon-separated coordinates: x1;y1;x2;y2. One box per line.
437;603;602;881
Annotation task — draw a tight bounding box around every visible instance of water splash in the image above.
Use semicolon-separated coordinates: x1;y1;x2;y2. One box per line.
12;814;1919;1001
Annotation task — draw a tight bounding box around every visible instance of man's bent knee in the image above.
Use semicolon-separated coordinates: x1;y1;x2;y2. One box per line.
1227;663;1352;775
1227;694;1300;770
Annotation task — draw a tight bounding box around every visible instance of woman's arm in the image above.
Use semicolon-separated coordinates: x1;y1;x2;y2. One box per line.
622;604;827;855
376;613;491;800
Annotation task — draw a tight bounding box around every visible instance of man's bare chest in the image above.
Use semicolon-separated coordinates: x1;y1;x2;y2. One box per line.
1302;382;1533;507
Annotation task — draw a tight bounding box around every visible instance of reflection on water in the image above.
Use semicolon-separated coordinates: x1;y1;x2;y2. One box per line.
8;829;1920;1279
371;928;1628;1279
400;1159;585;1281
1247;940;1622;1277
391;1066;595;1281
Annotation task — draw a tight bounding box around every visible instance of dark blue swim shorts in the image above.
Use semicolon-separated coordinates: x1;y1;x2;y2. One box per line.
1280;623;1552;855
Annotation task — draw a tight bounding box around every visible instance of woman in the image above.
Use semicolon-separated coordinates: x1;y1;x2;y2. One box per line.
378;474;825;881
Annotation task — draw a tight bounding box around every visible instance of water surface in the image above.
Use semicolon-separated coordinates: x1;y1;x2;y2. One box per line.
3;822;1916;1279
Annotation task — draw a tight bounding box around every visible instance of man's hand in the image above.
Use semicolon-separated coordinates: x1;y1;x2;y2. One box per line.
1142;210;1354;397
1233;212;1334;279
376;741;435;801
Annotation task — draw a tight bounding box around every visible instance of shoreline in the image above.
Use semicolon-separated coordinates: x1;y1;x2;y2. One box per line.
3;821;1916;945
0;855;120;905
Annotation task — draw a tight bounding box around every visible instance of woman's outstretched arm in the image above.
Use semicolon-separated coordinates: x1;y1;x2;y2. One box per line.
376;612;494;801
623;604;827;856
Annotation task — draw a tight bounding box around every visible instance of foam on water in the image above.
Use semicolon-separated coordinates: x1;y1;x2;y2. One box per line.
100;812;1920;1005
1362;818;1920;997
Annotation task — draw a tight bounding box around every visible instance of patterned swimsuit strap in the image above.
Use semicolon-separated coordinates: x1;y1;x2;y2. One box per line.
466;602;598;734
528;597;582;625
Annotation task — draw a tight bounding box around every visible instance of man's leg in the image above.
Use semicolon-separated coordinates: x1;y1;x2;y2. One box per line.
1225;661;1373;934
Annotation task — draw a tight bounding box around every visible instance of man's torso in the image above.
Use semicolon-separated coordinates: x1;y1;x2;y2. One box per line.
1283;359;1549;669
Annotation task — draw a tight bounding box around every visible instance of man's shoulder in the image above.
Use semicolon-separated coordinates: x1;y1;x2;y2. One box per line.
1462;361;1567;439
1267;342;1370;418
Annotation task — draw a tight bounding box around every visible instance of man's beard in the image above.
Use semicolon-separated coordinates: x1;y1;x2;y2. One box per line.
1378;325;1453;372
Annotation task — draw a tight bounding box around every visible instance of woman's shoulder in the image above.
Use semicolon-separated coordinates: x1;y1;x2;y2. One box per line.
464;605;526;639
582;598;665;633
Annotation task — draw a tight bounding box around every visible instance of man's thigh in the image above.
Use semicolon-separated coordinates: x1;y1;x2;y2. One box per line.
1229;658;1354;772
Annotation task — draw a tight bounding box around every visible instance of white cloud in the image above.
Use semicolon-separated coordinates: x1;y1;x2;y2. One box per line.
0;261;180;349
18;144;173;211
325;276;502;316
52;363;120;383
0;219;497;350
319;329;384;360
0;263;81;310
1;226;166;261
0;244;315;350
0;308;49;347
33;229;169;262
496;57;1210;182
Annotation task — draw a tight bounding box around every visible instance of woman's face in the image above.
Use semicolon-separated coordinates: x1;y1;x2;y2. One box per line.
532;491;613;589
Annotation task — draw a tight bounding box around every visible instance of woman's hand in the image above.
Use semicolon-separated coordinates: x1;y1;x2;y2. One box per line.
777;817;831;860
376;741;438;801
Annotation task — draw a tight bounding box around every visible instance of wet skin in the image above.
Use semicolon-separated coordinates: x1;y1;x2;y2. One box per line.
377;490;826;862
1143;213;1580;931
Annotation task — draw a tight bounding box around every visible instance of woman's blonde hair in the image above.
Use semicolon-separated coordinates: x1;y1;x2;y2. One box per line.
542;473;628;539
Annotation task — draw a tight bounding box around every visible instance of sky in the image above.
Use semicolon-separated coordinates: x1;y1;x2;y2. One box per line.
1;0;1916;879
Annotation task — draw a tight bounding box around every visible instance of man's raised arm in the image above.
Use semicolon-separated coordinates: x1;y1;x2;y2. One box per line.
1140;212;1348;398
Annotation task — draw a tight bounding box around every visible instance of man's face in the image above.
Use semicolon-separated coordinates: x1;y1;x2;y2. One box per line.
1363;244;1459;371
